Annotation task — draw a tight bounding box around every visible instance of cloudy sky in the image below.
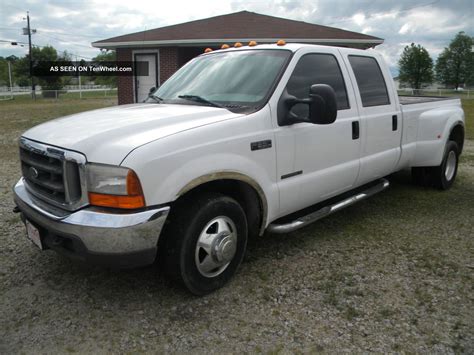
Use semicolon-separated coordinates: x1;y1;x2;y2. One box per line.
1;0;472;75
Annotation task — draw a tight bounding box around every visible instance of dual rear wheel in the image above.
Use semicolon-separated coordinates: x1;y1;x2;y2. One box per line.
412;140;460;190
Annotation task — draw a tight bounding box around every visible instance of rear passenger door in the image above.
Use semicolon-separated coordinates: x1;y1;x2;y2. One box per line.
344;54;402;184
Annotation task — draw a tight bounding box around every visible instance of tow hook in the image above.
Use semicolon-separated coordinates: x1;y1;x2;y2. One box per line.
13;206;21;213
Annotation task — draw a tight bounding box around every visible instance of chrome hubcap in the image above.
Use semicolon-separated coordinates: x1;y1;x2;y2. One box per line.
195;216;237;278
445;151;456;181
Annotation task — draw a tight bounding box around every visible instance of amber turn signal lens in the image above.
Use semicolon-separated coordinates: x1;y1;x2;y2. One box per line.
277;39;286;46
88;193;145;209
234;42;242;47
248;41;257;46
126;170;143;196
204;48;213;53
88;169;145;209
221;44;230;49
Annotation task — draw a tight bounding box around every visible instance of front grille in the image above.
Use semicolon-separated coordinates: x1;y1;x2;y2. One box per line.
21;147;67;203
19;138;87;210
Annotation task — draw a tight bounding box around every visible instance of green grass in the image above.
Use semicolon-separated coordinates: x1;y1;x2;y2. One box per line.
462;99;474;140
0;96;117;161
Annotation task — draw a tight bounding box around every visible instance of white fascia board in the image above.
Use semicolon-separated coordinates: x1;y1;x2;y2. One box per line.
91;38;384;49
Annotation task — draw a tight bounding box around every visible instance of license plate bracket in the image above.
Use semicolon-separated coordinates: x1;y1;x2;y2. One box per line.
25;220;43;250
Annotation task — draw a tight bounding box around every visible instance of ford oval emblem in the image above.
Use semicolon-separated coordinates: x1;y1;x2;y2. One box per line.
29;167;39;179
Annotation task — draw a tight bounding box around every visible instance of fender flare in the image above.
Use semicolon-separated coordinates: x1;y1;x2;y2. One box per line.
177;171;269;235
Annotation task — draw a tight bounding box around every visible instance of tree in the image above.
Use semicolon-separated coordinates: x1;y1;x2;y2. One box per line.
398;43;433;89
0;57;9;87
435;32;474;89
14;45;71;91
0;55;22;87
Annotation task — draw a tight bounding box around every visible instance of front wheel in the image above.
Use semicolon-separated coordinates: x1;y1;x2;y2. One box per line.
162;192;248;295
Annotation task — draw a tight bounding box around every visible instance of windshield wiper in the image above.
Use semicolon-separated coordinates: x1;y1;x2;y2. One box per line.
149;95;163;103
178;94;224;109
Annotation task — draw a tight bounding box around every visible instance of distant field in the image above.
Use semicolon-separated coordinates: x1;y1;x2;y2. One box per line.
462;99;473;140
0;97;117;161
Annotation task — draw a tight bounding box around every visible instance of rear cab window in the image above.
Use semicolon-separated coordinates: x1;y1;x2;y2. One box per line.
348;55;390;107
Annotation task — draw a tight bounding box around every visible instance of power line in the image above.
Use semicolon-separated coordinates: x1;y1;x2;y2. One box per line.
2;2;25;12
326;0;440;26
36;32;94;49
42;31;99;39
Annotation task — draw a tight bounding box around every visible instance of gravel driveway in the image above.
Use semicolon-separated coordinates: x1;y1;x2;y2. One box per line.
1;102;473;353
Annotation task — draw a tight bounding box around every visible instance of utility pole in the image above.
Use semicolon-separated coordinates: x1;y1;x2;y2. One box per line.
8;61;13;96
23;11;36;99
76;55;82;99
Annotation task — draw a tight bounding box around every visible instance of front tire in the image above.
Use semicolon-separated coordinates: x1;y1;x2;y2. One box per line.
162;192;248;295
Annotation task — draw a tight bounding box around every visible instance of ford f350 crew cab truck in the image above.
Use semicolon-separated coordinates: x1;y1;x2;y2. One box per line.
13;43;465;295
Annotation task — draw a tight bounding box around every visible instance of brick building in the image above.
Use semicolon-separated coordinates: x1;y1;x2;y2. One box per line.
92;11;383;105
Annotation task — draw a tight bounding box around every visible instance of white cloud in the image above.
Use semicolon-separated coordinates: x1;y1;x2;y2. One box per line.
352;13;366;26
361;26;373;34
398;23;411;35
396;7;467;36
0;0;472;73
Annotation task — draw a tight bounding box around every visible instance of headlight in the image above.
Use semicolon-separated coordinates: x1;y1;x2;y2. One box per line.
86;164;145;209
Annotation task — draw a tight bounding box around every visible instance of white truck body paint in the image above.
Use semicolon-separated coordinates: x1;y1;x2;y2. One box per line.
20;43;465;229
23;103;243;165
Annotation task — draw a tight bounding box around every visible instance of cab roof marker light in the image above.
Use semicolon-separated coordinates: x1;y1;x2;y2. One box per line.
248;40;257;47
204;48;213;53
277;39;286;46
221;44;230;49
234;42;242;48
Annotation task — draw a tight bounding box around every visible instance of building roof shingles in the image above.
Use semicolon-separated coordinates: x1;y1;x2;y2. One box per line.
93;10;383;46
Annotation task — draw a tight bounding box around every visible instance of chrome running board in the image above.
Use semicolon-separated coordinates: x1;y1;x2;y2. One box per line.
267;179;390;234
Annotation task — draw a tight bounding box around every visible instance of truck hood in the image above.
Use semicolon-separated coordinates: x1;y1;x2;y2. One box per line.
23;103;242;165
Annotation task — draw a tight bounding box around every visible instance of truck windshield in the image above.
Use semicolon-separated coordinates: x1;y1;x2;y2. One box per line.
150;49;291;112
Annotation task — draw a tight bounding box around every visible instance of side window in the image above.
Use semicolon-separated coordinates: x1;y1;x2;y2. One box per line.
286;54;350;114
348;55;390;107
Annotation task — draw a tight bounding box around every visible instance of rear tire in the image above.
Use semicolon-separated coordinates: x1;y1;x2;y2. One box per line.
411;166;431;186
411;141;459;190
161;192;248;295
432;141;459;190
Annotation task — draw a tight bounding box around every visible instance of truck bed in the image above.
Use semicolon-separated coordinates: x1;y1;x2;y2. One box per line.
398;95;457;105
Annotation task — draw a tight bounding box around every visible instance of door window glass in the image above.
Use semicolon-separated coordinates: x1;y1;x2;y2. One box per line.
287;53;350;116
348;55;390;107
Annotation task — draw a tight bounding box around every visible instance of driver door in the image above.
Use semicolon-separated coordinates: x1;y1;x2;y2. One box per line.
274;49;361;217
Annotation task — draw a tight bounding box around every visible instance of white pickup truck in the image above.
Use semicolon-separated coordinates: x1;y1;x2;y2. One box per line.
13;43;465;295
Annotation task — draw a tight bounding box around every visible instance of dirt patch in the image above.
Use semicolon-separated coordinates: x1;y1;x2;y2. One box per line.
0;100;473;353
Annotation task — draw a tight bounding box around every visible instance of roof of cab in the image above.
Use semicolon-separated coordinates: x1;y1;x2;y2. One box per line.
200;42;372;55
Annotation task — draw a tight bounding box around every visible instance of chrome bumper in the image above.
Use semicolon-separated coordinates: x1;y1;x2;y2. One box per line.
13;179;169;266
